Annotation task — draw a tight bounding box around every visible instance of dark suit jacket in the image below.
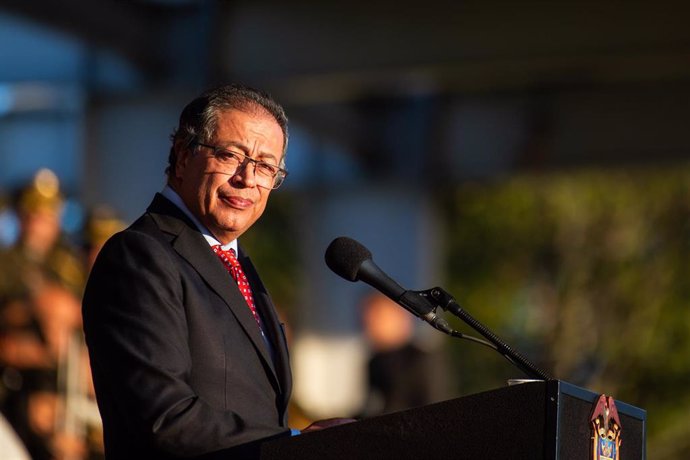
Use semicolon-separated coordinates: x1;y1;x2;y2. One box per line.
82;193;292;459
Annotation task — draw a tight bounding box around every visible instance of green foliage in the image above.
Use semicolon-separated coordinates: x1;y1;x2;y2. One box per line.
440;166;690;459
245;169;690;457
241;191;301;320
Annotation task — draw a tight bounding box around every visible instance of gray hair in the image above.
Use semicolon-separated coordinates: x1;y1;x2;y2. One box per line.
166;83;288;180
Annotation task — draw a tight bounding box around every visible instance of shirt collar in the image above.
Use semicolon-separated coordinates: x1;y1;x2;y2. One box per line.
161;185;237;252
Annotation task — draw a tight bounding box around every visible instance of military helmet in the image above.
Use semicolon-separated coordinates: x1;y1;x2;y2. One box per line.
17;168;64;214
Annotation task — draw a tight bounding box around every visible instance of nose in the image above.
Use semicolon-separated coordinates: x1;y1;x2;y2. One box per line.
231;159;257;188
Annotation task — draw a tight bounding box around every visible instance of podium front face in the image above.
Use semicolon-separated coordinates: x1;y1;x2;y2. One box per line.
546;380;645;460
260;380;646;460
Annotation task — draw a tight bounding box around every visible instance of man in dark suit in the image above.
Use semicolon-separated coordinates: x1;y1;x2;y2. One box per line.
83;84;302;458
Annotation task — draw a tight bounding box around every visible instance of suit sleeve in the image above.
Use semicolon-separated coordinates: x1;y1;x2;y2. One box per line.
82;230;289;456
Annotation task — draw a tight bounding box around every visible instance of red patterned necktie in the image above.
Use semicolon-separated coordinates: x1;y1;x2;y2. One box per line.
212;245;262;329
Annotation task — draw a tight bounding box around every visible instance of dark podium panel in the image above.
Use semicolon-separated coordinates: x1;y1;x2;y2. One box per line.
260;380;646;460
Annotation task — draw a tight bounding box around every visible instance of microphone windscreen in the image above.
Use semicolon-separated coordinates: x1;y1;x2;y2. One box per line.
324;237;372;282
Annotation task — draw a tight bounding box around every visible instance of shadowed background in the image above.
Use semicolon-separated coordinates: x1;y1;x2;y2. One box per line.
1;1;689;458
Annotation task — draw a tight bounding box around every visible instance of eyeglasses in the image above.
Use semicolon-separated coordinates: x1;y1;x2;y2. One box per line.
194;142;288;189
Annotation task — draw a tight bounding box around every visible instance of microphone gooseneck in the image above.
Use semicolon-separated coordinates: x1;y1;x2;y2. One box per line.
324;236;551;381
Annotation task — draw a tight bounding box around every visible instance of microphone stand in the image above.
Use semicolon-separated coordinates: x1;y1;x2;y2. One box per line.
417;286;551;381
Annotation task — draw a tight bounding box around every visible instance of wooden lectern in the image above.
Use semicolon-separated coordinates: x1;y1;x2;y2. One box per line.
260;380;646;459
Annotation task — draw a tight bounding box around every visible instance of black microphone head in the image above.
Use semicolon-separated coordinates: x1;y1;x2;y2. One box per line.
325;236;372;282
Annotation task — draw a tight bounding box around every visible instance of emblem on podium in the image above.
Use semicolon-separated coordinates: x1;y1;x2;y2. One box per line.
591;394;622;460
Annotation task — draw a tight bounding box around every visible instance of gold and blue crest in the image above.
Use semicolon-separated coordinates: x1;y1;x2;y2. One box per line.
591;394;622;460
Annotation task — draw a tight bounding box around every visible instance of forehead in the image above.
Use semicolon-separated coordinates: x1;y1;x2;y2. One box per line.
212;108;285;151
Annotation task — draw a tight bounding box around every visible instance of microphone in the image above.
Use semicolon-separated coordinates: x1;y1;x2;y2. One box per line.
325;237;550;380
325;237;451;333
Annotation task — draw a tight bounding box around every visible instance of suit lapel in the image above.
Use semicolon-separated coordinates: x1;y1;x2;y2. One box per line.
239;250;292;403
146;194;281;390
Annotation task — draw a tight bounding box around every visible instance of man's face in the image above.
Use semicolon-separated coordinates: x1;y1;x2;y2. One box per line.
21;207;61;256
175;108;284;244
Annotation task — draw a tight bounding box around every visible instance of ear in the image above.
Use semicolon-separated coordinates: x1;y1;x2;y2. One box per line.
174;140;193;180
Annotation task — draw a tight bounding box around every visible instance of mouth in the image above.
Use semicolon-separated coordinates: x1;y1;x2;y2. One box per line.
219;194;253;209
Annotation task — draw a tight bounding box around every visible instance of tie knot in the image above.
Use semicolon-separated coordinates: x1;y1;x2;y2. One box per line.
213;245;239;266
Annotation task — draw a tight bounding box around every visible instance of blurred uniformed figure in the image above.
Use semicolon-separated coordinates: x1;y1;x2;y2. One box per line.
359;292;452;417
0;169;87;459
0;169;85;299
81;205;126;272
78;204;126;460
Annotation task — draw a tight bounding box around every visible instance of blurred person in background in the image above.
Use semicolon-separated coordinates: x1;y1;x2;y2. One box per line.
0;169;85;298
82;84;351;460
81;205;126;272
359;292;452;417
72;204;128;460
0;169;87;459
